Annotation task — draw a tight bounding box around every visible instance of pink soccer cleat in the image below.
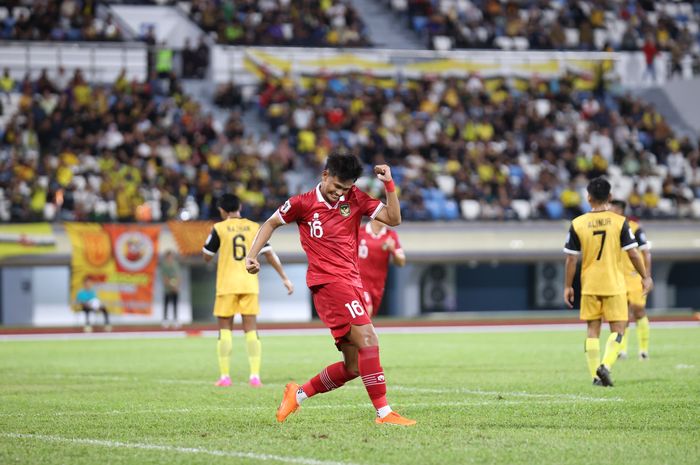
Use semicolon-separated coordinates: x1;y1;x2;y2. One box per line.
249;376;262;387
215;376;232;387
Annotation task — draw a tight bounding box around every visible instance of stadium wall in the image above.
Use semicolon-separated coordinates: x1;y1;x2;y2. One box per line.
0;222;698;327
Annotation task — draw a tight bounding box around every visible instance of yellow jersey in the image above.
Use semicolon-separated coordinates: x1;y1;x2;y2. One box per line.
202;217;271;295
564;211;638;296
623;220;650;277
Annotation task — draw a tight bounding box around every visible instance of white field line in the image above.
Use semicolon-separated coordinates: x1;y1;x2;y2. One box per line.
27;373;622;402
0;321;697;342
0;433;371;465
0;397;617;419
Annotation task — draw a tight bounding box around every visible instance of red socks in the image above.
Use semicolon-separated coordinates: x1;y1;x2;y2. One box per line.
302;361;357;397
358;346;388;410
300;346;388;411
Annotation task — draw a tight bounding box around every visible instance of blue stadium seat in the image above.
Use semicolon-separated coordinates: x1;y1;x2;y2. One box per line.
443;200;459;220
545;200;564;220
424;199;441;220
412;16;428;34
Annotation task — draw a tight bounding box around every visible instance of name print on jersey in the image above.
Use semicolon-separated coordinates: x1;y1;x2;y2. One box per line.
587;218;612;228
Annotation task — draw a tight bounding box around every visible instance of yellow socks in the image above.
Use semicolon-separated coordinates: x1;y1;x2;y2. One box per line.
585;338;600;380
601;332;623;369
217;329;232;378
637;316;650;355
619;330;629;355
245;330;261;379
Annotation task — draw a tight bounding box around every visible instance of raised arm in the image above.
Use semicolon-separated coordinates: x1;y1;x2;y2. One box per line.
372;164;401;226
263;248;294;294
246;213;284;274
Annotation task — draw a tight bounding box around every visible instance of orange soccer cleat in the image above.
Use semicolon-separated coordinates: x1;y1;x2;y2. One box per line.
276;382;300;423
375;411;416;426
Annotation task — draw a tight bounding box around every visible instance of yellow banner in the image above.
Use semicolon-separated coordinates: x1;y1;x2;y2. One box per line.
66;223;161;315
0;223;56;260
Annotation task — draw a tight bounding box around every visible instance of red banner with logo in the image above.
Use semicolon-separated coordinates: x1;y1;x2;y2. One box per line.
66;223;161;315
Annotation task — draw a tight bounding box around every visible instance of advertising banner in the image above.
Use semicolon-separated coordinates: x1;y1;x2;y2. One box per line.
0;223;56;260
66;223;161;315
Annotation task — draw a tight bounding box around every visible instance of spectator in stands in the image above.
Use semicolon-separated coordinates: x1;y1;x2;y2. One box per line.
214;81;243;110
190;0;370;47
642;35;659;84
0;68;14;102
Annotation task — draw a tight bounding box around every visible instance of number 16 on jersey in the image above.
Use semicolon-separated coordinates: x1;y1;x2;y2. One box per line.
345;300;365;318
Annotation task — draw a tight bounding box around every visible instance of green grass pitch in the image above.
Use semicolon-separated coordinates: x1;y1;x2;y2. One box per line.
1;326;699;465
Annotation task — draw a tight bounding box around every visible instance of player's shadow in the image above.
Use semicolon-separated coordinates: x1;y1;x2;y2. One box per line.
616;378;664;386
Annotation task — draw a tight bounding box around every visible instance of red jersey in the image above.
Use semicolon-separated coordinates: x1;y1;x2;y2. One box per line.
357;223;402;293
277;184;384;288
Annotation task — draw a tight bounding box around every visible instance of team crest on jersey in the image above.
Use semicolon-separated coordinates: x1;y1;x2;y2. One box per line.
339;203;351;217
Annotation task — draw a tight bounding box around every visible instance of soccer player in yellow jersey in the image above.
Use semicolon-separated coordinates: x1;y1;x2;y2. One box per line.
203;194;294;387
563;178;653;387
610;199;652;360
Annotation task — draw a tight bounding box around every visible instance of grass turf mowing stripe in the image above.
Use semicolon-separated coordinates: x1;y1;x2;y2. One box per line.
1;321;696;341
0;398;621;418
16;373;622;402
1;433;378;465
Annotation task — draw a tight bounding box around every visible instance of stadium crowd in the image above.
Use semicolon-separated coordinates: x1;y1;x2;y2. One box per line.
255;71;700;220
2;65;699;223
0;67;293;223
0;0;123;41
189;0;371;47
389;1;700;64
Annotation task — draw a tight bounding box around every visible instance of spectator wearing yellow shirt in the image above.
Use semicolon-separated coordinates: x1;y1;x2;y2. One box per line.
642;187;659;217
560;182;583;219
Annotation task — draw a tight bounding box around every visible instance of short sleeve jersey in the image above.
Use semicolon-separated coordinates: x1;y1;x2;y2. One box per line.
202;217;271;295
564;211;638;296
357;223;402;293
277;184;384;288
623;220;650;277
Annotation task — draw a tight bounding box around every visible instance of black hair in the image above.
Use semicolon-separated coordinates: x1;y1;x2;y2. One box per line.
325;153;364;182
610;199;627;211
218;193;240;213
587;177;611;203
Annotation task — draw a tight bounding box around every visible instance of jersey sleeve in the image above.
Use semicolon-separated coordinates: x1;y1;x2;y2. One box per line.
636;227;651;250
620;220;639;250
355;188;384;219
276;195;303;224
202;227;220;256
563;224;581;255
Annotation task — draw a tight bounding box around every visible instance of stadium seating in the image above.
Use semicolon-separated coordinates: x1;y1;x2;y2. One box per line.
384;0;700;66
0;1;123;41
188;0;371;47
7;61;696;223
254;72;699;221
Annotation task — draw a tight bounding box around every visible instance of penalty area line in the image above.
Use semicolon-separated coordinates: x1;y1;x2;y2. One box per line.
0;433;375;465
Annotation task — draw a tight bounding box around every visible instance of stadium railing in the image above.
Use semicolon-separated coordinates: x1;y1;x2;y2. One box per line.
0;40;148;83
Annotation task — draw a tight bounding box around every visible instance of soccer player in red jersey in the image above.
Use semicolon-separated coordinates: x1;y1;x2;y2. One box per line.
245;153;416;426
358;220;406;317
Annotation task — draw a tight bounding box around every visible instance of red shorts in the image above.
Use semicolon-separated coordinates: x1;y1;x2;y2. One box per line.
362;287;385;314
311;282;371;347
